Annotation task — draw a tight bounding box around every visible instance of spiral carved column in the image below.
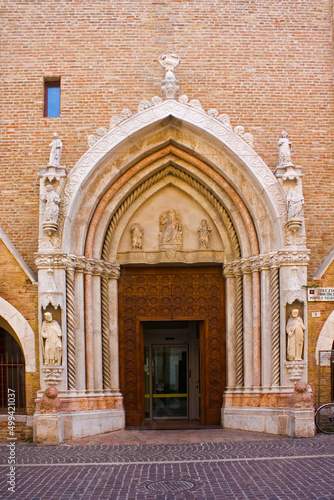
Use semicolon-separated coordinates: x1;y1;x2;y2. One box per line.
234;263;244;388
101;275;111;390
270;257;280;387
66;265;76;390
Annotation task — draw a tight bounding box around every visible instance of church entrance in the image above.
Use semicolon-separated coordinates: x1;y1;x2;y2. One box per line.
118;266;225;426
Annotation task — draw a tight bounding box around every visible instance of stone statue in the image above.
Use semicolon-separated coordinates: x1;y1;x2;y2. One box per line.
41;185;61;224
130;223;144;250
287;190;304;221
40;387;61;414
287;382;313;408
198;219;212;249
159;209;182;248
41;312;62;365
48;133;63;166
278;131;294;167
159;52;180;100
286;309;305;361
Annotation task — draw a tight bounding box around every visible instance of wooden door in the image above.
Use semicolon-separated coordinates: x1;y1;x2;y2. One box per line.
118;267;225;426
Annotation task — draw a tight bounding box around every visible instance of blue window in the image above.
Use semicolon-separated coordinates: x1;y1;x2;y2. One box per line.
44;80;60;117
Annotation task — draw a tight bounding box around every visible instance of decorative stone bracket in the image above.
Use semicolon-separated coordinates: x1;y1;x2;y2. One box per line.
284;361;306;382
42;366;64;386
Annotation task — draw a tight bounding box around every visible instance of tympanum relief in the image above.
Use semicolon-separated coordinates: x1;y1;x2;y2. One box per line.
130;223;144;250
198;219;212;249
159;209;182;250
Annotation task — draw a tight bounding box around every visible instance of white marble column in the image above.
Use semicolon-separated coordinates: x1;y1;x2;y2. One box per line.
223;264;236;390
74;263;86;392
259;255;272;390
241;260;253;390
108;277;120;391
92;272;103;391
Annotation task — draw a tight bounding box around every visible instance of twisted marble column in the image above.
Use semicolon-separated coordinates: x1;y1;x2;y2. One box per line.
66;266;76;390
270;258;280;387
101;275;111;390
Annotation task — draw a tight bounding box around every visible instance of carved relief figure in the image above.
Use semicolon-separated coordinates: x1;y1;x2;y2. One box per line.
198;219;212;249
48;133;63;166
41;185;61;224
286;309;305;361
278;131;294;167
130;223;144;250
42;312;62;365
287;190;304;220
159;209;182;247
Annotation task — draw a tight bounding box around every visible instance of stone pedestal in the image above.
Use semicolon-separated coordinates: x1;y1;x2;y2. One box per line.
222;405;315;437
33;413;63;446
287;408;315;438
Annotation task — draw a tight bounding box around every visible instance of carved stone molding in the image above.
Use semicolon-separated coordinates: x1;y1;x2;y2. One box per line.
284;361;306;382
35;254;120;278
40;268;63;310
279;250;310;266
42;366;64;386
62;99;287;243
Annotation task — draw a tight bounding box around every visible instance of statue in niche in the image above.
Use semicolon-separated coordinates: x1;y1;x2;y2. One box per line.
41;185;61;224
41;312;62;365
130;223;144;250
286;309;305;361
198;219;212;249
48;133;63;166
287;190;304;221
159;209;182;248
278;131;294;167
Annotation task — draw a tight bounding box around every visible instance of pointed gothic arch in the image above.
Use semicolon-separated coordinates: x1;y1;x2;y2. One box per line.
35;96;310;438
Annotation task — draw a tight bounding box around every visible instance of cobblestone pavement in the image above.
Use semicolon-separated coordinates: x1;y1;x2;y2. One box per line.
0;432;333;499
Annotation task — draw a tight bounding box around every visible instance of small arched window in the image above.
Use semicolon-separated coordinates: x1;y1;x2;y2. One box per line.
0;328;25;413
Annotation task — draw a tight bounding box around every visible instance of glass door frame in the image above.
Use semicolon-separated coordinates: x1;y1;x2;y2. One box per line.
145;343;189;420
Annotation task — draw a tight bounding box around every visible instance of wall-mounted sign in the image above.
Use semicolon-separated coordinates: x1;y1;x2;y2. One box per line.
319;350;333;367
308;288;334;302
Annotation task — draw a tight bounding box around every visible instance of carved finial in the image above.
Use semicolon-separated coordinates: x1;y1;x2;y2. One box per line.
159;52;180;100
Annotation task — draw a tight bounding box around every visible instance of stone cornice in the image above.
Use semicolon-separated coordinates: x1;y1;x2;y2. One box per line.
35;254;120;279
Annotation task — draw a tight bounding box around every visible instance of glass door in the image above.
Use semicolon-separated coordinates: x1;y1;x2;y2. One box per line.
145;344;188;419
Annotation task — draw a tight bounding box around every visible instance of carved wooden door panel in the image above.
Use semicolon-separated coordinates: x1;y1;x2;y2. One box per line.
118;267;225;426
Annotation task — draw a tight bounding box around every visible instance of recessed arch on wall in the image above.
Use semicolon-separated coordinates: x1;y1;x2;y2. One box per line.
0;297;36;372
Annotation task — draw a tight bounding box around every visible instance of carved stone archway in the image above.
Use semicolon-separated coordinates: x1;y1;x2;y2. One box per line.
35;89;311;440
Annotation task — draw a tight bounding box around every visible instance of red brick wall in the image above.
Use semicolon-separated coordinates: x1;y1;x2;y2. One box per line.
0;240;39;415
2;0;334;275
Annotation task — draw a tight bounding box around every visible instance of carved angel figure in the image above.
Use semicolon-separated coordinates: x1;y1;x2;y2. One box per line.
130;223;144;250
41;312;62;365
286;309;305;361
48;133;63;166
41;185;61;223
278;131;294;167
198;219;212;249
159;209;182;247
